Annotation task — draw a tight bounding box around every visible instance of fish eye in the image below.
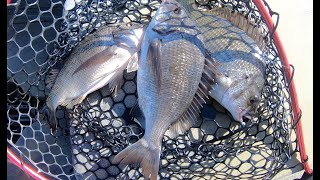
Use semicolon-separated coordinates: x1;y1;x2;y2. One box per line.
173;7;182;14
249;95;260;105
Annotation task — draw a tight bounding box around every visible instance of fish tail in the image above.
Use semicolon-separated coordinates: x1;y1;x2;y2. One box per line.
113;138;161;180
41;105;58;135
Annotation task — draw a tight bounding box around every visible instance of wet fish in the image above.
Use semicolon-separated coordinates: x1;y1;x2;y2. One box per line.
112;0;218;179
178;0;267;124
45;22;145;133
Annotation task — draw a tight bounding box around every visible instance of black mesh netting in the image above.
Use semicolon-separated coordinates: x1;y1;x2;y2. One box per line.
7;0;305;179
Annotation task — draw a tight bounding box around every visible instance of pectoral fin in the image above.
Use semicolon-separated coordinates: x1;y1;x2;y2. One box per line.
108;72;125;95
126;52;139;73
147;39;162;93
166;80;210;138
72;45;118;76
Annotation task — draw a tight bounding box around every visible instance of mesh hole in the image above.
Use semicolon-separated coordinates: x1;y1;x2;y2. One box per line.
15;30;31;47
26;5;40;21
35;50;49;66
13;70;28;85
52;4;63;19
20;46;35;63
43;27;57;42
32;36;46;52
39;0;52;11
54;19;65;31
8;56;24;73
13;15;28;32
7;25;15;40
28;20;43;37
40;12;54;27
7;40;19;58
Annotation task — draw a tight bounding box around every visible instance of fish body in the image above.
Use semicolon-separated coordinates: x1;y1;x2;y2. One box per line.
112;0;213;179
45;22;145;133
178;0;267;124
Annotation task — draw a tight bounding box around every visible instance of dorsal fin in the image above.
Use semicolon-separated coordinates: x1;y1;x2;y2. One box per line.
205;7;267;51
45;68;60;89
179;0;268;52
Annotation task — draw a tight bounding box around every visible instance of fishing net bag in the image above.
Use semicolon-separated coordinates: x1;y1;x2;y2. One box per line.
7;0;312;179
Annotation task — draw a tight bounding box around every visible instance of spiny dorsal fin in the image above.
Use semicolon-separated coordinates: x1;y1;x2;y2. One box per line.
180;0;267;51
45;68;60;89
207;7;268;51
147;39;162;93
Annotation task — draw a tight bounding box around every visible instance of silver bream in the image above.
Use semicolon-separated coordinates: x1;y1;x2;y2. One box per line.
45;22;145;133
112;0;220;179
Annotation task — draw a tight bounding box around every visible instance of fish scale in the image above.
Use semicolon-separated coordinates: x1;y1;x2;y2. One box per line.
178;0;267;124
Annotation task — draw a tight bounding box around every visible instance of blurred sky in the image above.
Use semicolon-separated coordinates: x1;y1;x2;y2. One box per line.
266;0;313;170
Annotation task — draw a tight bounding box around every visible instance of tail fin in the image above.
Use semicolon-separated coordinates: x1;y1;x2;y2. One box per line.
113;138;161;180
41;105;58;135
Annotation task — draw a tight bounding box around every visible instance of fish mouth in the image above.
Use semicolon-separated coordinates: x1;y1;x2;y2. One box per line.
237;107;255;126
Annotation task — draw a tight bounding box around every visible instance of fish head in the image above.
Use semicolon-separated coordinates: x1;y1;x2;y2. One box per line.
119;22;146;38
111;22;146;50
158;0;188;18
217;63;265;125
151;0;201;36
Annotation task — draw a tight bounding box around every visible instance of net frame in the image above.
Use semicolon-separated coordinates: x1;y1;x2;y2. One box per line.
252;0;311;174
6;0;312;179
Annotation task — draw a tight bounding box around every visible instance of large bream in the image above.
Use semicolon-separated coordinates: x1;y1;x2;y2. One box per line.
112;0;218;179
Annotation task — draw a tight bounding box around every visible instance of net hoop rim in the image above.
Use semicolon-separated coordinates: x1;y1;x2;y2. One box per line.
6;0;312;178
252;0;312;175
7;148;49;180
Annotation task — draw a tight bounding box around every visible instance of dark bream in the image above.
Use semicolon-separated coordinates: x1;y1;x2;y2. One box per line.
179;0;267;125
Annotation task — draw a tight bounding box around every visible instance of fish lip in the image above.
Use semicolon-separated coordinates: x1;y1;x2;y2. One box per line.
238;107;254;125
